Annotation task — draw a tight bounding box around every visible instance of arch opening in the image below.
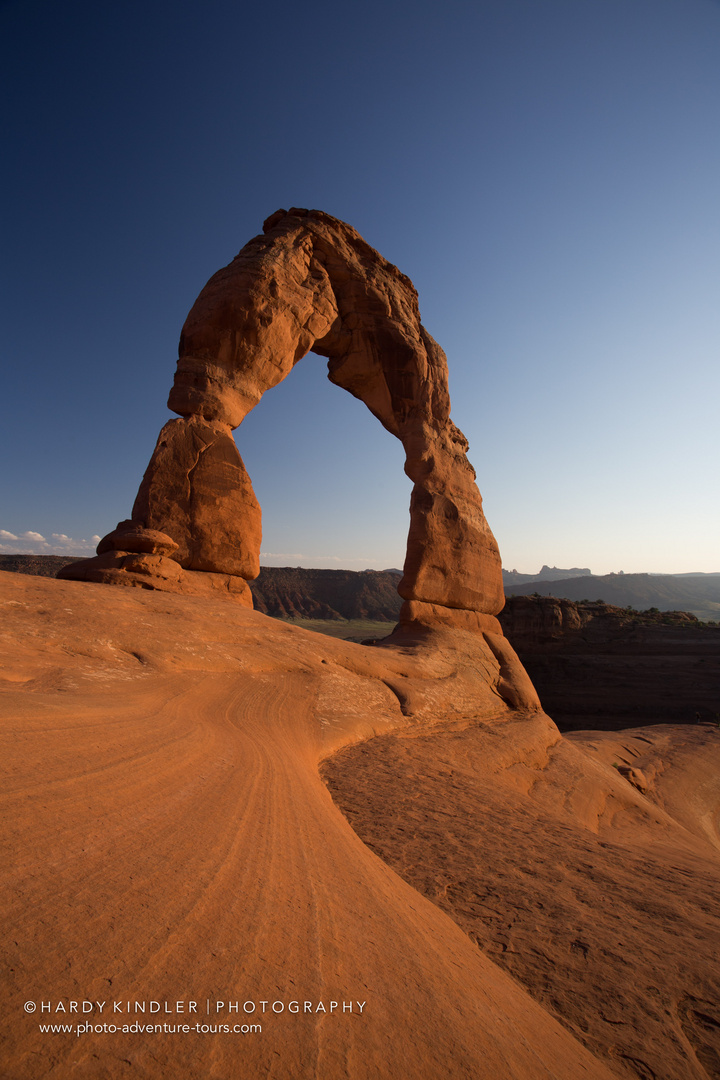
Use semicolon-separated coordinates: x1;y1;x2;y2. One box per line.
234;351;410;574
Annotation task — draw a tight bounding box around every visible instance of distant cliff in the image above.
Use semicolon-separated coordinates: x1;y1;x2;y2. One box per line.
503;572;720;622
499;595;719;730
0;554;79;577
249;567;403;622
3;556;719;621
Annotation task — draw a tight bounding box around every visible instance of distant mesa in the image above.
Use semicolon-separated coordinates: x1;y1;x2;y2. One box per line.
502;565;592;586
59;208;507;635
538;563;592;579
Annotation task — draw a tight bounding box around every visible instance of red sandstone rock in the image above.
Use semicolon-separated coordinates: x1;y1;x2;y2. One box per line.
63;415;261;596
167;208;503;617
177;568;253;605
169;219;339;427
96;521;180;559
131;415;261;578
58;552;130;582
58;551;253;606
66;210;508;631
397;600;503;635
58;550;183;588
482;630;542;711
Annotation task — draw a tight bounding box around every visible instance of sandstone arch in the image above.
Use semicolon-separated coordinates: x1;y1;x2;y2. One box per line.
62;209;505;632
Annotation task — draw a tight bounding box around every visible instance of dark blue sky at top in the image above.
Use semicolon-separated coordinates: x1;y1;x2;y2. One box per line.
2;0;719;573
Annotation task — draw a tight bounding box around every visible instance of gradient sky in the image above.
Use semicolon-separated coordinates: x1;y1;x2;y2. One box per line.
2;0;718;575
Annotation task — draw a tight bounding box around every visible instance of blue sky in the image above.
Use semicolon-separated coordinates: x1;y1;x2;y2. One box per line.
2;0;718;575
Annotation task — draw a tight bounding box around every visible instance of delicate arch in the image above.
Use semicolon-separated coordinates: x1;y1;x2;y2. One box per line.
62;209;504;629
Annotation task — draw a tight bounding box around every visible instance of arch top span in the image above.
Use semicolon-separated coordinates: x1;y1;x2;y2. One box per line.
62;209;505;626
170;206;451;440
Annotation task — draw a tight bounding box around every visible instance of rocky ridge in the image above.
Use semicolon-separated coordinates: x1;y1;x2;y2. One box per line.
250;567;403;621
504;571;720;622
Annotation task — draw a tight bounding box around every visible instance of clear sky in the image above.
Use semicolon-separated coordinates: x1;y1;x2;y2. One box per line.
2;0;718;575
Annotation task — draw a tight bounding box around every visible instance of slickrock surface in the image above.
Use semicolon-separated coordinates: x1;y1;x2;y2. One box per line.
324;722;720;1080
1;570;624;1080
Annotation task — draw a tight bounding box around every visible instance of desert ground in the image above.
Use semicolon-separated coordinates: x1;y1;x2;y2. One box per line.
2;568;719;1080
